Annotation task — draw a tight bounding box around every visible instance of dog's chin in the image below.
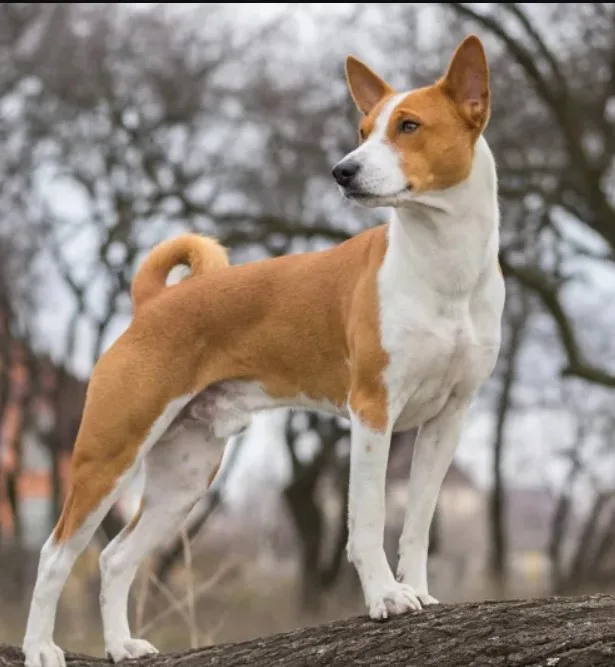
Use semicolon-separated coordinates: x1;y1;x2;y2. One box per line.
342;188;412;209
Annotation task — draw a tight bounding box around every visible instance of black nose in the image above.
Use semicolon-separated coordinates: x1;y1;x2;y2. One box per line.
332;160;361;187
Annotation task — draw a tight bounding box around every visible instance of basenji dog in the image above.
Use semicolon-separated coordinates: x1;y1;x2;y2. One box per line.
23;34;504;666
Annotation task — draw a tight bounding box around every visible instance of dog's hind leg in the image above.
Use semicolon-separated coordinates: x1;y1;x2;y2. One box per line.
22;383;194;667
99;424;225;662
22;462;141;667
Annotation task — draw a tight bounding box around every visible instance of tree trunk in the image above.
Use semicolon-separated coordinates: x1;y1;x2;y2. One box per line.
282;413;348;611
489;292;527;584
283;474;324;611
320;464;350;590
3;595;615;666
5;470;21;544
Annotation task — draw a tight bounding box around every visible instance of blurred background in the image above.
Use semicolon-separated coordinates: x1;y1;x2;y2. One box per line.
1;0;615;656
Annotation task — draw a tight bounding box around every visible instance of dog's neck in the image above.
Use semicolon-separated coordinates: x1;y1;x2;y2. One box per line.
382;136;499;300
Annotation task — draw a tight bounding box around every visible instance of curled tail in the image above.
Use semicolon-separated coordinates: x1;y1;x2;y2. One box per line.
131;233;229;313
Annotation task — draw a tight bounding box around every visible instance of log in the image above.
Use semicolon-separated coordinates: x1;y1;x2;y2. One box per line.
3;595;615;667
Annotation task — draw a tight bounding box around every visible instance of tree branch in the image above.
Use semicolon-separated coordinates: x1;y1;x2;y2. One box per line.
500;254;615;388
4;595;615;666
446;4;562;109
500;4;568;93
447;3;615;251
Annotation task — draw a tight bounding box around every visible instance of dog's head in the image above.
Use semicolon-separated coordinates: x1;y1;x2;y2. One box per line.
332;35;491;208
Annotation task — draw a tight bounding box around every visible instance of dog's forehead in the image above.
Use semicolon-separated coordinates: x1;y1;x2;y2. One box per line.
360;87;447;140
360;93;408;137
387;89;442;124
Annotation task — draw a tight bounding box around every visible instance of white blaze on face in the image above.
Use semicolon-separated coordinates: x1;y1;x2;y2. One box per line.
345;93;408;197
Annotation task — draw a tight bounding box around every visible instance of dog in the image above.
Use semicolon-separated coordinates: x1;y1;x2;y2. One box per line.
22;34;504;666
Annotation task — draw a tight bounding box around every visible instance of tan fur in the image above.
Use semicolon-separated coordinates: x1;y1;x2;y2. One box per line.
131;234;230;314
54;227;390;541
383;85;476;193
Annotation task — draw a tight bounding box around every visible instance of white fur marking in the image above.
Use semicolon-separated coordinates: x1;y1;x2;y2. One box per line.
345;93;408;198
346;411;421;619
379;137;502;432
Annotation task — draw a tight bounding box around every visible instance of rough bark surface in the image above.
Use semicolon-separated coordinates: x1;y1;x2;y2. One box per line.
3;595;615;667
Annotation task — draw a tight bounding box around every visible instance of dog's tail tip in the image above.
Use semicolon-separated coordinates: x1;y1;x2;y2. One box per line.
131;233;229;314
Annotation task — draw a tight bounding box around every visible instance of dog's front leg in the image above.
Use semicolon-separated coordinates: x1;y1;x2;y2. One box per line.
347;412;421;620
396;395;471;604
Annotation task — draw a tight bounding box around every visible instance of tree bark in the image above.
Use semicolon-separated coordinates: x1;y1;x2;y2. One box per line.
3;595;615;666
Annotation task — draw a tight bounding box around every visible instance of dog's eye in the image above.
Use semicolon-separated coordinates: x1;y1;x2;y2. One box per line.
359;128;367;141
399;120;420;134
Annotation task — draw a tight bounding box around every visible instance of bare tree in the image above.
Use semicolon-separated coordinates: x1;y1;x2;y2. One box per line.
488;285;529;584
281;413;353;611
5;1;615;611
443;3;615;387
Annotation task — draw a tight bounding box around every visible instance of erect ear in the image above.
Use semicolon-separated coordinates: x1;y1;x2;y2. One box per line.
345;55;395;115
442;35;490;131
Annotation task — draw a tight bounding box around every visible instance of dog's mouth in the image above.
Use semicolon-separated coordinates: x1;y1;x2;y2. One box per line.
343;183;413;201
343;190;372;200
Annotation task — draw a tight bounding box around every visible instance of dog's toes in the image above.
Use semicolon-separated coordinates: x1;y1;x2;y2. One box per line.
23;641;66;667
106;638;159;662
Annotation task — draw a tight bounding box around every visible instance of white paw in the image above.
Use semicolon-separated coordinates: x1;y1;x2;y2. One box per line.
106;638;159;662
23;641;66;667
368;582;422;621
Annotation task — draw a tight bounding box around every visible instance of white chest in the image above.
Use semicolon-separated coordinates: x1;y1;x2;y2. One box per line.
377;217;504;432
380;306;496;431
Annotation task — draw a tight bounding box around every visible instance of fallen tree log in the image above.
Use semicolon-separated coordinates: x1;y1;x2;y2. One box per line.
3;595;615;667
